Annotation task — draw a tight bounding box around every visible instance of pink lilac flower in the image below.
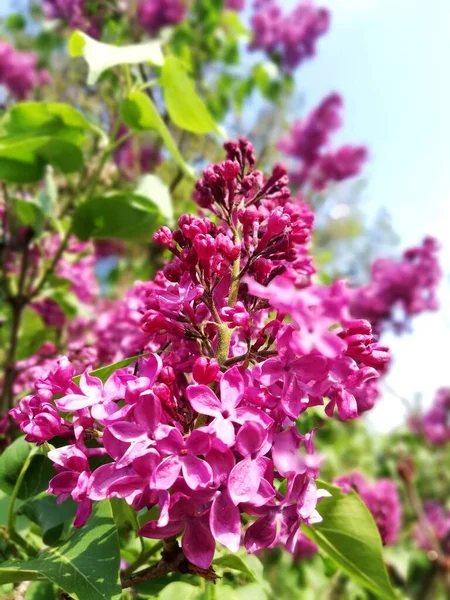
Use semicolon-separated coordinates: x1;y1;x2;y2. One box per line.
278;92;367;188
415;502;450;555
351;237;441;335
0;41;50;99
226;0;246;9
12;139;390;568
137;0;185;34
42;0;108;38
250;0;330;71
334;473;401;545
418;388;450;446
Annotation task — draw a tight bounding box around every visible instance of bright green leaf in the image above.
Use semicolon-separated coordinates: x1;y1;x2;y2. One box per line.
16;309;51;361
18;492;77;546
69;30;163;85
73;353;146;385
25;581;57;600
303;480;397;599
72;193;162;241
213;554;257;580
161;56;223;136
0;501;122;599
0;102;93;183
136;174;174;225
0;436;33;496
158;582;202;600
120;90;194;179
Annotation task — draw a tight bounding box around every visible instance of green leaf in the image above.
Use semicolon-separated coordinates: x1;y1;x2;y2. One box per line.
0;436;33;496
158;582;202;600
73;353;146;385
18;493;77;546
0;102;92;183
8;198;45;236
72;193;162;241
120;90;194;179
303;480;396;599
0;563;39;585
136;174;174;225
0;501;122;600
213;554;257;580
1;102;93;135
69;30;164;85
16;309;50;361
110;497;139;534
160;56;223;136
25;581;57;600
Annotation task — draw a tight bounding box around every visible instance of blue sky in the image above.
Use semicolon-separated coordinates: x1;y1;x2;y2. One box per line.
290;0;450;430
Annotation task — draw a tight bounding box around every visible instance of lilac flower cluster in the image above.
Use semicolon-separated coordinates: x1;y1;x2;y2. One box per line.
350;237;441;335
250;0;330;71
415;501;450;555
278;93;367;188
42;0;105;38
11;140;390;568
335;473;401;545
137;0;185;34
0;42;50;100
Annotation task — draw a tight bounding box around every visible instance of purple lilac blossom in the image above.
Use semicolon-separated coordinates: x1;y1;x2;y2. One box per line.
278;92;367;188
0;41;50;99
137;0;185;34
11;139;390;569
250;0;330;71
350;237;441;335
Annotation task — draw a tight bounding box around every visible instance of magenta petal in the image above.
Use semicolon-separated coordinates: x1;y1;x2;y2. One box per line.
139;353;162;385
186;384;222;417
235;421;266;458
79;372;103;399
228;458;260;505
211;415;235;449
181;455;212;490
219;366;244;412
89;463;128;501
182;517;215;569
107;421;147;442
336;389;358;420
155;427;184;455
133;449;161;478
139;519;184;540
116;439;151;468
210;491;241;552
254;358;283;386
55;393;98;411
152;456;182;489
48;471;79;495
73;498;92;528
134;391;162;431
244;514;277;553
185;429;212;455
